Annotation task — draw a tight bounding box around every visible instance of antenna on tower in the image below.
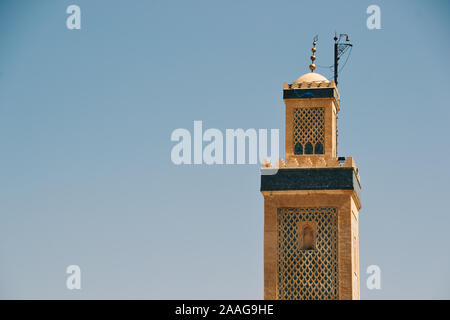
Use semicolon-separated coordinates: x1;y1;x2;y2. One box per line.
333;33;353;86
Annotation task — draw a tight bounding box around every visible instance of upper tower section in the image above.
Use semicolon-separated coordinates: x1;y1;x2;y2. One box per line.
283;73;339;163
283;38;340;164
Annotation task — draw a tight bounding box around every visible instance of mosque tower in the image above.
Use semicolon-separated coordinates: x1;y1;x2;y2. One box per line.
260;38;362;300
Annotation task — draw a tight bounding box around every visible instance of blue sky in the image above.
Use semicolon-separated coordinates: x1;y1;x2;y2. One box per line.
0;0;449;299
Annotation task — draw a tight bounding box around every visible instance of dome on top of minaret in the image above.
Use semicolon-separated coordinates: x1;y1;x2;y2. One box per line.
294;72;328;84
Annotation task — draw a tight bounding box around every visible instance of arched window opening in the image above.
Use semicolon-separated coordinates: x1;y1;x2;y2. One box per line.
294;142;303;155
314;142;324;154
304;142;313;154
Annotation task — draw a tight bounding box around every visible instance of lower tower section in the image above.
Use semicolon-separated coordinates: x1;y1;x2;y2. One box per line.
261;165;361;300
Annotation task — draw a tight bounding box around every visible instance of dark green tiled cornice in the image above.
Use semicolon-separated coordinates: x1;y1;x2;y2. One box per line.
261;167;361;200
283;88;334;100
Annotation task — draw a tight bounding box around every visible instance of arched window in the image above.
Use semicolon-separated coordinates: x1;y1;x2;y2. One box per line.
304;142;313;154
294;142;303;155
297;222;318;251
300;225;316;250
314;142;324;154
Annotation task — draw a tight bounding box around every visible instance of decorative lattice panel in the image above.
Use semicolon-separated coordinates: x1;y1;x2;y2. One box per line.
293;107;325;155
277;207;338;300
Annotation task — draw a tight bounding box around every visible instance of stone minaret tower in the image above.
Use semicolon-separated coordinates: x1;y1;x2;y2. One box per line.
260;40;362;300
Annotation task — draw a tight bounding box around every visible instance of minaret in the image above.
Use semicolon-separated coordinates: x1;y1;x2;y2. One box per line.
260;38;362;300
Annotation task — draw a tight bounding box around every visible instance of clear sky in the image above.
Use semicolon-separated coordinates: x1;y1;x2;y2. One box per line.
0;0;449;299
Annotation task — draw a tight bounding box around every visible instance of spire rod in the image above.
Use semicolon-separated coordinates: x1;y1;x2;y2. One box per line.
309;35;318;72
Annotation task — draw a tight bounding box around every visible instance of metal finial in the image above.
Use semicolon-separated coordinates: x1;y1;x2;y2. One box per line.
309;35;318;72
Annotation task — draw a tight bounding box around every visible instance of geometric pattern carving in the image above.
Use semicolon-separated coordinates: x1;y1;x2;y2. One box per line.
293;107;325;155
277;207;338;300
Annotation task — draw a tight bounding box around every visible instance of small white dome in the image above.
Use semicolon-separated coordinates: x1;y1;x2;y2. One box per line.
294;72;328;83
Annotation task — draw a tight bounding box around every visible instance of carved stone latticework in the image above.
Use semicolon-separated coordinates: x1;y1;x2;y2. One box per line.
278;207;338;300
